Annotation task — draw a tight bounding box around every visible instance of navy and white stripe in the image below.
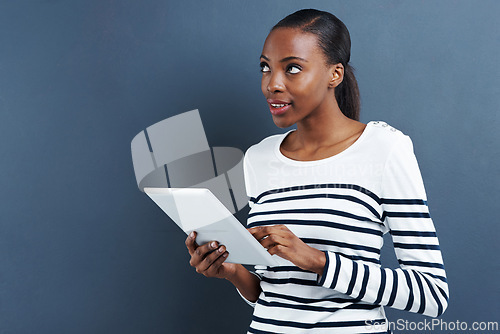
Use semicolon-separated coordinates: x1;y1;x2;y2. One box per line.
239;121;449;333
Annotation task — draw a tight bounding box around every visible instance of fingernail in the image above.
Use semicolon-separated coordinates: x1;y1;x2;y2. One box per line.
211;241;217;248
218;246;225;253
223;252;228;258
189;232;195;238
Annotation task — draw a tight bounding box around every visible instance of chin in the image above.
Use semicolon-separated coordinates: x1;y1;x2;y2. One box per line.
272;117;294;129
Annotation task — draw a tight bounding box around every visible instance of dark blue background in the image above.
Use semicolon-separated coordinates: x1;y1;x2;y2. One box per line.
1;1;498;333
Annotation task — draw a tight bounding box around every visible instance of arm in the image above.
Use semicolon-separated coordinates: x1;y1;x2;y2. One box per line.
316;135;449;317
185;231;262;305
183;148;264;306
230;149;263;307
225;265;262;304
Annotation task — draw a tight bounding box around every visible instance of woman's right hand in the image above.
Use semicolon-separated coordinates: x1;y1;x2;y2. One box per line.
185;231;238;280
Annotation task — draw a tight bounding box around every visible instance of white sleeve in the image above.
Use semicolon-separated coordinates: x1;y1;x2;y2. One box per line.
317;135;449;317
236;271;262;308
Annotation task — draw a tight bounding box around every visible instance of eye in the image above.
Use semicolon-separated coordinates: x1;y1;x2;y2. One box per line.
260;62;270;73
287;65;302;74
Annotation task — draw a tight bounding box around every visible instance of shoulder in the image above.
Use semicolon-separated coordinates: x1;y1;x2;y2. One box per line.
367;121;409;144
369;122;426;198
244;131;287;162
364;121;414;155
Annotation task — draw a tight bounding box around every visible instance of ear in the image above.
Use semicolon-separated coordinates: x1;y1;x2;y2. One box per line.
328;63;344;88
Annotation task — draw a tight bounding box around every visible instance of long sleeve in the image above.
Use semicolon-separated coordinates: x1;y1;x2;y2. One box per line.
317;135;449;317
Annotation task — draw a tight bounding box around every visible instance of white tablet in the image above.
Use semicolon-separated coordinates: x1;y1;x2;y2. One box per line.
144;187;279;266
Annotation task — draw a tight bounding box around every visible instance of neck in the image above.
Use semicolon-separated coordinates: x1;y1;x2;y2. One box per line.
293;99;357;150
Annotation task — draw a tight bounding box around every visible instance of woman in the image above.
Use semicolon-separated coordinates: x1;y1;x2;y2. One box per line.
185;9;448;333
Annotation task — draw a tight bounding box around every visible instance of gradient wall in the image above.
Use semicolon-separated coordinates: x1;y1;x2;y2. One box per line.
1;1;498;333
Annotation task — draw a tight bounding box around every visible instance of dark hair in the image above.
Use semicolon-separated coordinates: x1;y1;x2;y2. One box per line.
272;9;360;120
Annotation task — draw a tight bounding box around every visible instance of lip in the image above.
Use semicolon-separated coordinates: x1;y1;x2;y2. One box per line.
267;99;292;116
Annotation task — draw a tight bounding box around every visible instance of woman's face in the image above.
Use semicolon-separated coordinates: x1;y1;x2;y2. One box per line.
260;27;337;128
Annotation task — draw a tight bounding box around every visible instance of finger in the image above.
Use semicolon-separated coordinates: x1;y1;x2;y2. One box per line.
277;224;290;231
248;225;273;239
206;250;229;276
198;245;227;273
190;240;219;267
250;225;286;241
260;234;287;250
249;224;286;232
267;244;285;257
185;231;199;255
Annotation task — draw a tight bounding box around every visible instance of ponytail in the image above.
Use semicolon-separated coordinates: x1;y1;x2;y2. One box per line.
335;63;360;120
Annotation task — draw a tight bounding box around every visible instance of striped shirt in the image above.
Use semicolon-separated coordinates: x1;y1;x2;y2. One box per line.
238;121;449;334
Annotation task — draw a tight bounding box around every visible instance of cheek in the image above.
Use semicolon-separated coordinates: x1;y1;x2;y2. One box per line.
261;76;268;96
291;76;326;103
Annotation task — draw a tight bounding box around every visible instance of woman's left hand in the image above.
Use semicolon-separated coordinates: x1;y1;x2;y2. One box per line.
248;224;326;275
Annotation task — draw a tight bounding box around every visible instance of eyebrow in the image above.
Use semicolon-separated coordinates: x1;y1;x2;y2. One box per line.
260;55;308;63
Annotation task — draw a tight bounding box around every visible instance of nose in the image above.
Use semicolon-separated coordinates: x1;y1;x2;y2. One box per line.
266;71;285;93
